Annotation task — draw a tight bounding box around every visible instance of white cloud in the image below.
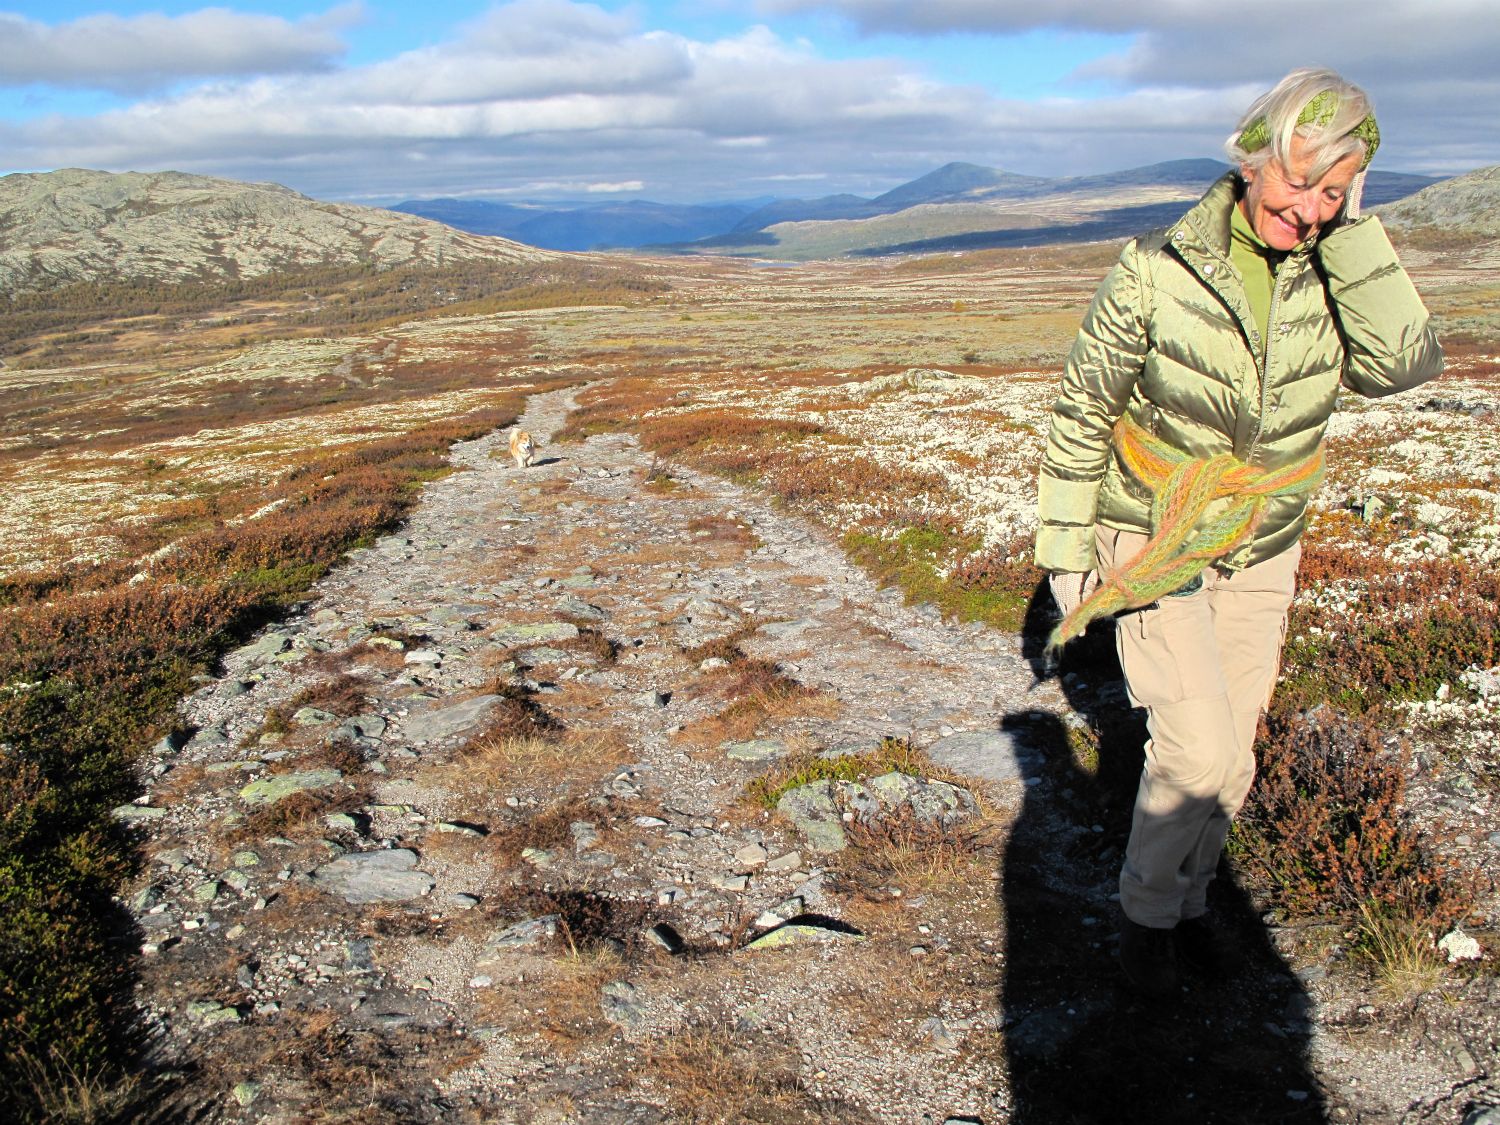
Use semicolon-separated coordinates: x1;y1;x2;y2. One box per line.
0;5;360;94
762;0;1500;85
0;0;1492;200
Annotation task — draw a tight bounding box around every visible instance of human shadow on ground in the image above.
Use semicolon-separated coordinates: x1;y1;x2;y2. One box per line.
998;578;1328;1124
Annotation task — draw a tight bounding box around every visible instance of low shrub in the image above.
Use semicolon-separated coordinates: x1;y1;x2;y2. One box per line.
843;524;1035;631
1233;711;1461;928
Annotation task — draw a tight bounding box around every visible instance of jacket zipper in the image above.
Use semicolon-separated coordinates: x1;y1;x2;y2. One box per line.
1246;257;1287;462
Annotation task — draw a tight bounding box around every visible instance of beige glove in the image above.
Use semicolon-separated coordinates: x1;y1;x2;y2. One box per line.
1049;570;1100;619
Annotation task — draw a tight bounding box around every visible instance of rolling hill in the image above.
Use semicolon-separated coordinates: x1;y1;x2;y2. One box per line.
0;168;556;293
1376;164;1500;237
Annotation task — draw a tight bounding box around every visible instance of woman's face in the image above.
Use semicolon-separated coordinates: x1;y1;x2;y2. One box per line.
1240;134;1364;251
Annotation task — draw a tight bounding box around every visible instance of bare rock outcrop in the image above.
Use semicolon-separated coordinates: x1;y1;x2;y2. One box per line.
1377;164;1500;236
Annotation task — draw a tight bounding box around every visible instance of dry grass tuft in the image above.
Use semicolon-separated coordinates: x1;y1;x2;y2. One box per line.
473;682;566;742
237;779;366;841
440;727;630;798
678;622;836;744
644;1027;835;1124
685;515;756;547
288;674;372;718
469;944;626;1050
1355;899;1451;999
832;803;1001;899
558;625;619;665
682;622;760;666
6;1044;149;1125
682;656;836;746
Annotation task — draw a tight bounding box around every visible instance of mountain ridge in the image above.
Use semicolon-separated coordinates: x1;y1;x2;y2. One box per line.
0;168;555;294
393;159;1445;255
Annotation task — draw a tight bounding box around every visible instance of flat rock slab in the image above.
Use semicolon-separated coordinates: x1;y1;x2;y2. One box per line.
490;621;580;646
724;738;786;762
757;618;818;639
742;922;866;951
239;631;291;664
926;729;1028;784
112;804;168;822
600;980;647;1029
239;769;343;806
310;848;435;904
400;694;501;744
482;914;562;955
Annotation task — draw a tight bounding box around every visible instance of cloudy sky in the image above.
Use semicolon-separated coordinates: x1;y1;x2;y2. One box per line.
2;1;1496;204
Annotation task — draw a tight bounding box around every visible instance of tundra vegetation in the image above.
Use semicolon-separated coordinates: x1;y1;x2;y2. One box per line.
1;232;1497;1117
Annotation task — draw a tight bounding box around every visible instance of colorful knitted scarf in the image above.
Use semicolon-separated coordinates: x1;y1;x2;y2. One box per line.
1047;416;1324;654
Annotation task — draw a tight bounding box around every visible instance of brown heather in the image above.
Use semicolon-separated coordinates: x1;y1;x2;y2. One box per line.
0;381;581;1109
1235;713;1464;929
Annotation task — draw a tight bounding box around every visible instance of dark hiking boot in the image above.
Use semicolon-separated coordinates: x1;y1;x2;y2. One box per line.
1119;916;1179;998
1174;915;1226;976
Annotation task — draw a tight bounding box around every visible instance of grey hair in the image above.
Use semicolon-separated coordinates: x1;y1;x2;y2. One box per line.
1225;67;1374;180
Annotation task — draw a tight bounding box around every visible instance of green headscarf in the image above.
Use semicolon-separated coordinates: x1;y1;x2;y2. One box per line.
1238;90;1380;170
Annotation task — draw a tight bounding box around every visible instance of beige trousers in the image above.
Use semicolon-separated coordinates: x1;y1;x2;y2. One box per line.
1096;527;1301;929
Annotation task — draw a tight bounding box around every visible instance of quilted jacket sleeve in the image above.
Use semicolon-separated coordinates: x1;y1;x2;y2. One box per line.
1034;240;1151;573
1317;216;1444;397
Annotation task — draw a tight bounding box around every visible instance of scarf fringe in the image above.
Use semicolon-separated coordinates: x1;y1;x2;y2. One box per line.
1046;416;1323;656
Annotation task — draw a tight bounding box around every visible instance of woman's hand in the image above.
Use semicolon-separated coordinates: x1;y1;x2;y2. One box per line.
1049;570;1100;618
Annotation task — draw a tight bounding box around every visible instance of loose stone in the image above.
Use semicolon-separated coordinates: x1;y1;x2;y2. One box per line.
239;770;343;807
309;849;435;903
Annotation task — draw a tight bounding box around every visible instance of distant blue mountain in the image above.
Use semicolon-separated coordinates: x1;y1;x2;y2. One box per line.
871;161;1054;207
391;160;1444;254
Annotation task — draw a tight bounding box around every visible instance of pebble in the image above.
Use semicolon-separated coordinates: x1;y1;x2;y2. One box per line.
734;843;769;867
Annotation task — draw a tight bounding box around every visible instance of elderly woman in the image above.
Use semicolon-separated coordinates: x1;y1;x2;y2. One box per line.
1035;68;1443;996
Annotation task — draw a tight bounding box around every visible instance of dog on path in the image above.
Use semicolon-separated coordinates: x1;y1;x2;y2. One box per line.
509;428;537;469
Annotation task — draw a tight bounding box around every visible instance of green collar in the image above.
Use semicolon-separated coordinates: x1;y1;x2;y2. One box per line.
1230;195;1289;261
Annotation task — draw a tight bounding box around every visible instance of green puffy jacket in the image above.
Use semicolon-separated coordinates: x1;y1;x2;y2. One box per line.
1035;173;1443;574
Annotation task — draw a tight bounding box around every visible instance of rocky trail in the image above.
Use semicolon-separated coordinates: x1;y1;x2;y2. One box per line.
119;387;1497;1124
